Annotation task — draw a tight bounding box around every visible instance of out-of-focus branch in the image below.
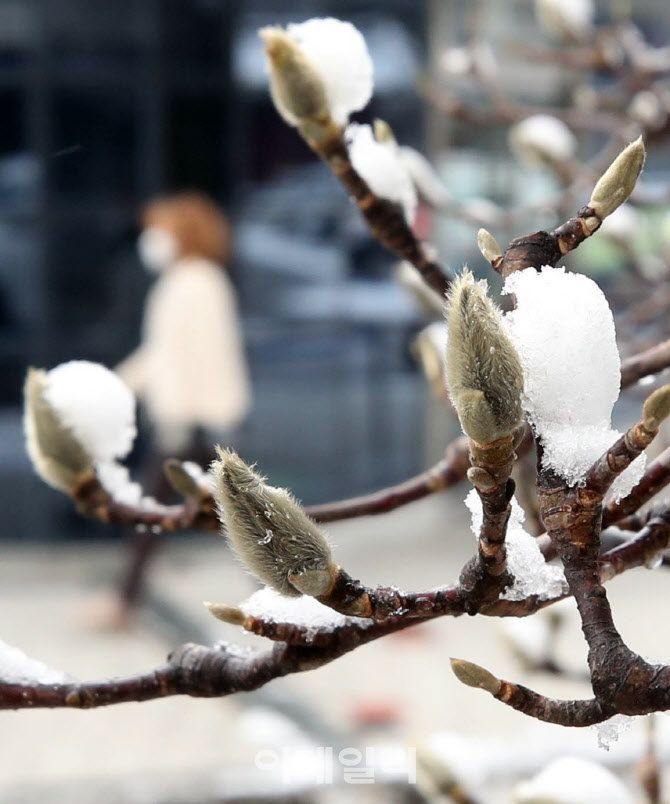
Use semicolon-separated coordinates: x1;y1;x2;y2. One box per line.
71;438;474;533
620;338;670;388
313;129;450;296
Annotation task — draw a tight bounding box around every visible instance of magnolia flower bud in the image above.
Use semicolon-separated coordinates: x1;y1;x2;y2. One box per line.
23;368;93;492
259;26;329;128
588;137;645;226
212;449;336;597
445;270;524;444
259;18;373;134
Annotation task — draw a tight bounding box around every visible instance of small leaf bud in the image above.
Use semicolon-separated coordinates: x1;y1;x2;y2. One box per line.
642;384;670;432
450;657;501;695
588;137;645;225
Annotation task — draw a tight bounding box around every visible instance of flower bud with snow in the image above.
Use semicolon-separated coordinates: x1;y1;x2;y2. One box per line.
346;122;417;223
212;448;337;597
509;115;577;169
259;18;373;134
534;0;594;42
24;361;137;494
514;756;633;804
445;270;524;445
504;266;646;498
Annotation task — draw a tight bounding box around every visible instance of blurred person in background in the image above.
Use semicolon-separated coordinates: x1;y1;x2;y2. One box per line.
95;191;252;628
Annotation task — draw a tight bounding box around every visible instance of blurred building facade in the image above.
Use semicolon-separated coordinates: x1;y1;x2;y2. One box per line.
0;0;432;540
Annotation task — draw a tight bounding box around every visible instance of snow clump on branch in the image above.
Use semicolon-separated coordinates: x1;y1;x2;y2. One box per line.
466;490;566;601
346;122;418;223
504;266;646;498
0;638;68;685
24;361;138;496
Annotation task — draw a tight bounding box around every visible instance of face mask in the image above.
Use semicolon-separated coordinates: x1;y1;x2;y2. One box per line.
137;227;178;274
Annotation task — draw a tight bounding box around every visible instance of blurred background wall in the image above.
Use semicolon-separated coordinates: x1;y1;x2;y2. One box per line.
1;0;669;544
0;0;431;541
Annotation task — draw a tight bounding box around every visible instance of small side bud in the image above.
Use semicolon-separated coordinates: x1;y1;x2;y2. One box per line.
23;368;93;492
588;137;645;224
259;27;329;129
205;602;247;626
373;118;396;145
288;568;336;597
449;658;501;695
467;466;497;492
643;384;670;431
212;448;336;597
445;270;524;444
164;459;201;500
477;228;502;263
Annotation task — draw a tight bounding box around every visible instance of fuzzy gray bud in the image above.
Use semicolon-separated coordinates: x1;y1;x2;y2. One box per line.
588;137;645;225
259;27;329;130
445;270;524;444
212;448;336;597
23;368;93;492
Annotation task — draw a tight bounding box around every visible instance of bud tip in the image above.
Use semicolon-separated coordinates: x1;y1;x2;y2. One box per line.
450;657;501;694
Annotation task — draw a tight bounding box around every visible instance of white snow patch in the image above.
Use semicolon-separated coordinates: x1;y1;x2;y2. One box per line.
240;587;370;640
466;490;566;601
514;755;632;803
286;18;373;126
504;266;646;499
96;461;143;507
0;639;68;685
346;123;417;222
509;114;577;167
45;361;136;462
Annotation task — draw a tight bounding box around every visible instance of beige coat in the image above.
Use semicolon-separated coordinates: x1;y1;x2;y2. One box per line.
118;258;251;437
